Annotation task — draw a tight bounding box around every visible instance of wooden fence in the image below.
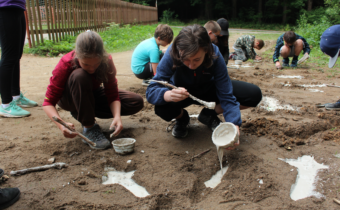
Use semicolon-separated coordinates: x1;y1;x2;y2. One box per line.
25;0;158;48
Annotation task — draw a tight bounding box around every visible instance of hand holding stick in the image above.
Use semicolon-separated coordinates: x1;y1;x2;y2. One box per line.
52;116;96;147
148;79;216;110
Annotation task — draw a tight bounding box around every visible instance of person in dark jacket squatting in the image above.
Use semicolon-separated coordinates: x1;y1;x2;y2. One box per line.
320;25;340;110
273;31;311;69
146;25;262;150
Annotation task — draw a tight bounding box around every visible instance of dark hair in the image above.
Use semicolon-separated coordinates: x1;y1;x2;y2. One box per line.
170;24;216;69
283;31;297;44
74;30;112;83
256;39;265;49
154;24;174;43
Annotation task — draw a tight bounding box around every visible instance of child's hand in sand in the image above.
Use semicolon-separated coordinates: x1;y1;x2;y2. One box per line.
225;125;240;150
275;61;282;69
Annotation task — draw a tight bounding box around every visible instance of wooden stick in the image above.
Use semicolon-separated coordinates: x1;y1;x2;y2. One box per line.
334;198;340;205
327;84;340;88
10;162;67;176
52;116;96;147
149;79;216;110
191;149;211;161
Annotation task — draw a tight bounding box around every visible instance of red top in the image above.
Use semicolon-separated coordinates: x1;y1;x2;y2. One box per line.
43;51;120;107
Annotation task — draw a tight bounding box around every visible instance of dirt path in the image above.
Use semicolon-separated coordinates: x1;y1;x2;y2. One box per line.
1;31;340;209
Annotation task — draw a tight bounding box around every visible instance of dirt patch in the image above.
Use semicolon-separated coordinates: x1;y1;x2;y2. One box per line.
1;32;340;209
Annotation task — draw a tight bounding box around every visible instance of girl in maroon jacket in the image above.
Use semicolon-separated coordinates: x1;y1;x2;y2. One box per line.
43;31;143;150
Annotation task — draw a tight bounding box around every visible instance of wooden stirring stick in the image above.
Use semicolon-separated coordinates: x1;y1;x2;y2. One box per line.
52;116;96;147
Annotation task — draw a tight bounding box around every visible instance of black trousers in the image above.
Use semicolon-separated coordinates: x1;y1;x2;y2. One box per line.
134;53;164;80
58;69;144;126
155;80;262;122
0;8;26;104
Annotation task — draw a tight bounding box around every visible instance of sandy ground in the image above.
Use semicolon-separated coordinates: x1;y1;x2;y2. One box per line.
1;31;340;210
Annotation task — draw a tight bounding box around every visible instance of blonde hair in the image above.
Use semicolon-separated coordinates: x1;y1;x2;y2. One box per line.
204;21;221;33
74;30;112;82
154;24;174;43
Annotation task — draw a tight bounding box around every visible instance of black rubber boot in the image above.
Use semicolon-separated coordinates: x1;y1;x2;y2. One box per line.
198;108;221;131
172;109;190;138
0;169;3;179
0;188;20;210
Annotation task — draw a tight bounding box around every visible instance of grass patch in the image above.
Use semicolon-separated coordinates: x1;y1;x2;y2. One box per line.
24;23;182;56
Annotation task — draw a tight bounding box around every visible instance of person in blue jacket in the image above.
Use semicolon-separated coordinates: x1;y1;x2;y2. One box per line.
146;25;262;150
320;25;340;110
273;31;311;69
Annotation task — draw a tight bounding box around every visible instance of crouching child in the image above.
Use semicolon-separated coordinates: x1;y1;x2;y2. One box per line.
229;35;264;61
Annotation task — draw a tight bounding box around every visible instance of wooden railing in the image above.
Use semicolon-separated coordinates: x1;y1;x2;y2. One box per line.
25;0;158;47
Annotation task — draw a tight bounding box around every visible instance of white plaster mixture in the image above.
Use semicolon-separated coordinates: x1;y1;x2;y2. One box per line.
279;155;329;201
212;123;237;171
204;166;229;188
260;96;296;111
102;169;150;198
276;75;304;79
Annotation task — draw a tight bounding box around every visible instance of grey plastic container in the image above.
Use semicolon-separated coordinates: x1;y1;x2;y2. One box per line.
112;138;136;155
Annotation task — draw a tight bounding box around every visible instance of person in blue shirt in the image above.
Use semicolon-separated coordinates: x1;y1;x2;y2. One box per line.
146;25;262;150
131;24;173;86
273;31;311;69
320;25;340;110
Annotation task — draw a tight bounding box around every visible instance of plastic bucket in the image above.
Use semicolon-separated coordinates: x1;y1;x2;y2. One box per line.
112;138;136;155
212;122;238;149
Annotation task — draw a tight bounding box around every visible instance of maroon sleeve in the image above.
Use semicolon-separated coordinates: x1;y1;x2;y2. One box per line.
43;52;74;106
103;56;120;105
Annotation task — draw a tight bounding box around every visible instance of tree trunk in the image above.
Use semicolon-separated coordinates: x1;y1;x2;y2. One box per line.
307;0;313;11
282;0;287;24
232;0;237;19
205;0;212;20
258;0;262;23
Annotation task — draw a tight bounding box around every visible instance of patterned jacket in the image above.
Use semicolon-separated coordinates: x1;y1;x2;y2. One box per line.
273;33;311;63
233;35;256;59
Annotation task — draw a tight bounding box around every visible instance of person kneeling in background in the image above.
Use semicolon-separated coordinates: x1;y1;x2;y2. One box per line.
273;31;311;69
229;35;264;62
131;24;173;86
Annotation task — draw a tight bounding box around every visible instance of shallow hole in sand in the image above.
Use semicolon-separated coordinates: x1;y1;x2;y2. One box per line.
279;156;329;201
102;168;150;198
260;96;296;111
276;75;304;79
204;166;229;188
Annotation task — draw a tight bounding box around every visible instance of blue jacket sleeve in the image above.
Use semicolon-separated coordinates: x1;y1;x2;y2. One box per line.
146;46;174;105
213;48;242;126
273;35;283;63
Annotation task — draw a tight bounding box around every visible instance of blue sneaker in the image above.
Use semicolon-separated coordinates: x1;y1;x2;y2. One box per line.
14;92;38;108
0;101;30;118
325;100;340;111
282;58;289;67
